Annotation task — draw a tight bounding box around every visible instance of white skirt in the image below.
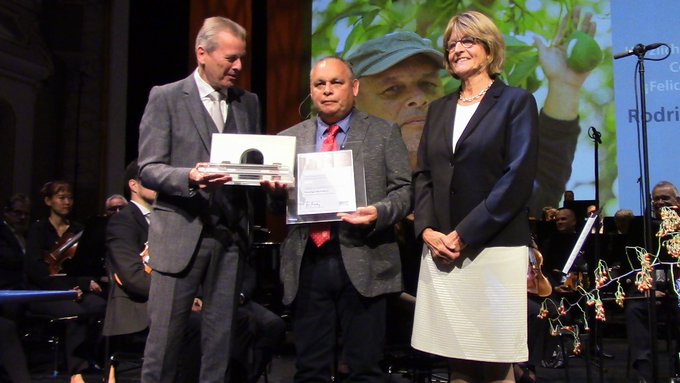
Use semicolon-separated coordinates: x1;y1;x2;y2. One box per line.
411;245;528;363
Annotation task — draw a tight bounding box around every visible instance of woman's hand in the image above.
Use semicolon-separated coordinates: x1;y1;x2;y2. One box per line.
89;280;102;294
72;286;83;302
422;228;466;262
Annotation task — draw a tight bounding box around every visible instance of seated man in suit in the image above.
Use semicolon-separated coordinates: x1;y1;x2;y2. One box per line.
230;260;286;383
540;208;582;288
104;194;128;216
103;161;200;382
625;180;680;383
0;193;32;382
103;161;156;340
0;193;31;292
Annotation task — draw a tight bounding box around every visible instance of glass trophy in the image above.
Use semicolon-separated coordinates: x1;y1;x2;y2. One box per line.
206;133;296;186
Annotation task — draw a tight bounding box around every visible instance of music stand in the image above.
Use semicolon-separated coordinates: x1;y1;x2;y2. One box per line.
559;213;600;383
561;214;599;278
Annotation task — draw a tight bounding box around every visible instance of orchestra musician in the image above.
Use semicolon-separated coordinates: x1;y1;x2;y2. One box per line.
25;180;106;383
103;161;203;382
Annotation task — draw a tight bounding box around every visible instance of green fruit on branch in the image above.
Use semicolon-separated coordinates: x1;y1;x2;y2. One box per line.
566;31;603;73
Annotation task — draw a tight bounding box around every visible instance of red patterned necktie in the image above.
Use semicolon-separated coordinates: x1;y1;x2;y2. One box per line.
309;125;341;247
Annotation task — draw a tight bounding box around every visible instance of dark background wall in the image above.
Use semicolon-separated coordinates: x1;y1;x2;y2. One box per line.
1;0;309;238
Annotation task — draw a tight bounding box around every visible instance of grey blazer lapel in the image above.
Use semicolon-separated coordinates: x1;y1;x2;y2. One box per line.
182;77;213;153
297;119;317;151
346;111;369;148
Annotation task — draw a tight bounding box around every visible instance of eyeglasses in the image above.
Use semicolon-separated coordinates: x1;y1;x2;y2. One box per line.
446;36;478;51
106;205;125;213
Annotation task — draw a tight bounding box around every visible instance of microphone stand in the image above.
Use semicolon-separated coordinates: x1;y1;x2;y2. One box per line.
587;127;604;383
614;41;670;383
634;46;659;383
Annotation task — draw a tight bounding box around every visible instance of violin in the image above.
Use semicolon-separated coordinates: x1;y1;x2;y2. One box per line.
554;271;591;295
554;250;592;294
527;247;553;297
44;231;83;275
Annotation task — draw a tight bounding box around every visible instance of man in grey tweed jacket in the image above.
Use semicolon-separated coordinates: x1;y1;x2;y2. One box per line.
268;56;412;382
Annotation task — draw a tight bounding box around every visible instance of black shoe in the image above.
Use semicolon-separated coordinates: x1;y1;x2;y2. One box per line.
541;345;565;368
596;348;614;359
514;364;536;383
540;355;564;369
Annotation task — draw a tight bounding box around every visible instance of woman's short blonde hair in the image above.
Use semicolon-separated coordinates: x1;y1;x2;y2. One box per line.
442;11;505;79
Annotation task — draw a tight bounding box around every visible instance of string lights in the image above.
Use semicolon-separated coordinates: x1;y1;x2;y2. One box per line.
537;206;680;353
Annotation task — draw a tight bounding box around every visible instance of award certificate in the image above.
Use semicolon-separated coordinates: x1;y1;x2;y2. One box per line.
297;150;356;215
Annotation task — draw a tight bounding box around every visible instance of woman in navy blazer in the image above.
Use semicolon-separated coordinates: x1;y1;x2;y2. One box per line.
411;11;538;383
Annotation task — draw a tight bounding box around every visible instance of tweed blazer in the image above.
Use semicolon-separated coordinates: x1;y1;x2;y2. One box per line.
277;109;412;305
138;74;261;273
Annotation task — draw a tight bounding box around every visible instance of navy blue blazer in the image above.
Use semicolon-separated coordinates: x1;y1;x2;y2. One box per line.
413;79;538;248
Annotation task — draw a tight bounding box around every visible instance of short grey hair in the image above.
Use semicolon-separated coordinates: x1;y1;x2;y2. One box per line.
195;17;246;53
4;193;30;211
105;194;127;208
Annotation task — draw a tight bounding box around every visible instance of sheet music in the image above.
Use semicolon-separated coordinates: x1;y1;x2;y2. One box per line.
561;214;598;276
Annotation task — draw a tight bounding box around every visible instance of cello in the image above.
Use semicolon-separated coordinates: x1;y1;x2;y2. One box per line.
44;231;83;275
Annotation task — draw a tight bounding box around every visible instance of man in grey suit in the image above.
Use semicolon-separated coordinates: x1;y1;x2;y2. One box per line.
137;17;262;382
266;57;412;382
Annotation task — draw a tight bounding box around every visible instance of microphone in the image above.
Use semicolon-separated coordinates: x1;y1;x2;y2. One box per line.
613;43;663;60
588;126;602;144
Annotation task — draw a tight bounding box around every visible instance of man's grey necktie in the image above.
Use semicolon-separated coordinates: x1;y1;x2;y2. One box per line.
208;91;224;133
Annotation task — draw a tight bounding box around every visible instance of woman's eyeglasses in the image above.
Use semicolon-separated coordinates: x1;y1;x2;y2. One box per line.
446;36;478;52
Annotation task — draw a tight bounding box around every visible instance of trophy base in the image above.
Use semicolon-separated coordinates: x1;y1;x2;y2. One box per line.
198;163;294;186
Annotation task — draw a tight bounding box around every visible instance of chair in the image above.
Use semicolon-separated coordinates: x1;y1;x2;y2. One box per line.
382;347;450;383
22;312;79;377
381;293;451;383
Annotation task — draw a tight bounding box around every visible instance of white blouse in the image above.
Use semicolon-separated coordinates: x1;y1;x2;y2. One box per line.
452;102;479;154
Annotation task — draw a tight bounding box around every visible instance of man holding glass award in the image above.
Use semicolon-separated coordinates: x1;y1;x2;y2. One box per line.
137;17;262;382
264;56;412;382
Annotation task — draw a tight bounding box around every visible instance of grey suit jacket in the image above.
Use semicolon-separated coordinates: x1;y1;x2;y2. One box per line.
277;109;412;304
138;73;261;273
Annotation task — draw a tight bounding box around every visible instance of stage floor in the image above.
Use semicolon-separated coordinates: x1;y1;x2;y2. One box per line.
23;335;678;382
